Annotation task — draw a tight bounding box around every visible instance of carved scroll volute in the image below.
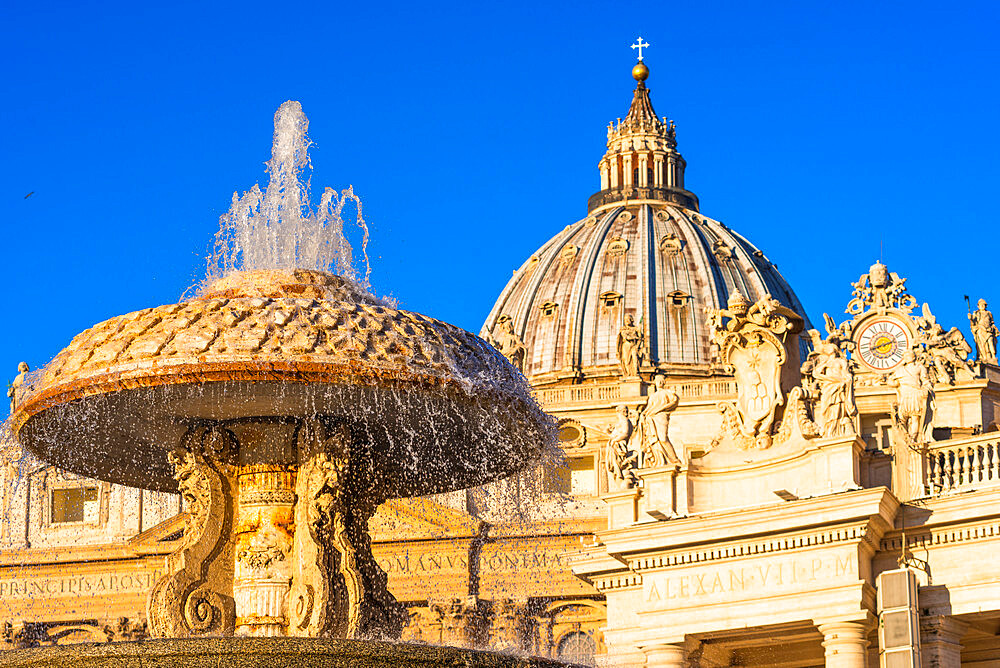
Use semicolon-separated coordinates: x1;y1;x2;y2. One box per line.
288;418;349;637
147;426;238;638
288;417;405;640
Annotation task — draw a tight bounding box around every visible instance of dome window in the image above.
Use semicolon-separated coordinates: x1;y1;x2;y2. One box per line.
539;301;559;318
668;291;691;308
655;209;672;222
559;245;579;266
712;239;734;259
606;237;629;257
659;233;684;255
599;292;622;309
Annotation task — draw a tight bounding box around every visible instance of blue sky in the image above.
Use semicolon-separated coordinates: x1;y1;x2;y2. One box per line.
2;1;999;405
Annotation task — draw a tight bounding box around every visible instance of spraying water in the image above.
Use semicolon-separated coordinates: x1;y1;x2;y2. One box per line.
206;101;371;289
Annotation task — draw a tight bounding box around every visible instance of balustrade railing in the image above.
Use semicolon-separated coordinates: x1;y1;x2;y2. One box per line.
538;379;736;407
924;434;1000;496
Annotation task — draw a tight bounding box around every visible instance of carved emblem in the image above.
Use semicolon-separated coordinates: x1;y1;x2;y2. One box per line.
707;292;809;450
846;261;917;315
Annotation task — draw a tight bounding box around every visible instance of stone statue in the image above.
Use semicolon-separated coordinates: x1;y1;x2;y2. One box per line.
804;329;858;438
916;303;973;384
889;350;935;445
7;362;29;413
490;319;527;372
605;406;638;488
616;315;643;378
634;375;680;467
969;298;998;365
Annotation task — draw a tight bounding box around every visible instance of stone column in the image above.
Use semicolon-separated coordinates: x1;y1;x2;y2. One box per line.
920;615;967;668
233;463;296;636
818;620;872;667
642;642;687;667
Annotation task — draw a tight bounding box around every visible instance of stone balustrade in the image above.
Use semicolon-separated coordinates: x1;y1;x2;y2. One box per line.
925;432;1000;496
538;379;735;407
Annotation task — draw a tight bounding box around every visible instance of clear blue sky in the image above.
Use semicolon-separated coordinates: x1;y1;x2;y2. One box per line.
3;1;999;407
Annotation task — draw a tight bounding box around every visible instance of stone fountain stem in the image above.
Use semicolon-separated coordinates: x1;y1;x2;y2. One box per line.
146;419;404;640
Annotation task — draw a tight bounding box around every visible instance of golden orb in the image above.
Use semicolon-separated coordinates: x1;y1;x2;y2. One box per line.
632;61;649;81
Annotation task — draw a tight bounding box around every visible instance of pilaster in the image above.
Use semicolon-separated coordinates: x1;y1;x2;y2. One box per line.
919;615;967;668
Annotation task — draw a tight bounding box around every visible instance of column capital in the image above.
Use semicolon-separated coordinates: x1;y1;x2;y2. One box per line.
639;642;687;667
817;615;875;668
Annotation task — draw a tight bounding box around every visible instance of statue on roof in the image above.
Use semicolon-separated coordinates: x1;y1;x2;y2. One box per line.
969;298;998;365
7;362;29;414
915;303;974;384
616;315;644;378
606;406;638;488
632;375;680;467
707;293;810;450
489;318;527;373
889;349;935;446
803;317;858;438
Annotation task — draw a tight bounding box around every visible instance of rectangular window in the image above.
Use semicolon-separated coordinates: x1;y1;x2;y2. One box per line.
51;487;98;524
569;456;595;496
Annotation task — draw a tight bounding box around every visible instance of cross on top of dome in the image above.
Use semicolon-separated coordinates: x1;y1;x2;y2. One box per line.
631;37;650;61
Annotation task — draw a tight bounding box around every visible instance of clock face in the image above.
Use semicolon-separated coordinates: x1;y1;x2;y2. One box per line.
856;318;910;371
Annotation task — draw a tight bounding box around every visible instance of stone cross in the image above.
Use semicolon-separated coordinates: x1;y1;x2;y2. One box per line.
631;37;650;61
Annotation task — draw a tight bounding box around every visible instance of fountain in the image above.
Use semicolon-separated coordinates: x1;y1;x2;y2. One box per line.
6;102;567;666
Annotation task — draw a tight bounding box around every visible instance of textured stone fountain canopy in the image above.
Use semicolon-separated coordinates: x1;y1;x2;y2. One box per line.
13;269;553;494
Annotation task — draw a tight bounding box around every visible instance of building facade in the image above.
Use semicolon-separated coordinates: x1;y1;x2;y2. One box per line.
3;58;1000;667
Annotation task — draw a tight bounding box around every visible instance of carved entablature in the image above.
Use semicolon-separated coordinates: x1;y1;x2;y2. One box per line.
706;293;812;450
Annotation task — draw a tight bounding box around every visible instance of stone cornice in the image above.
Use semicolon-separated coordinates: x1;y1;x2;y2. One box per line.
594;487;899;561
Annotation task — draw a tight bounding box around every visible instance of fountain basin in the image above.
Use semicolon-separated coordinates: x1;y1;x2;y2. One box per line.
12;269;551;495
1;637;578;667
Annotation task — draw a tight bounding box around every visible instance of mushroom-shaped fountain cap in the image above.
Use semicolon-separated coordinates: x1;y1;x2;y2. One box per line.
12;270;555;495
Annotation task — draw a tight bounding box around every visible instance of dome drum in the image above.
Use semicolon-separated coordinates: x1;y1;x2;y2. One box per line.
587;185;698;214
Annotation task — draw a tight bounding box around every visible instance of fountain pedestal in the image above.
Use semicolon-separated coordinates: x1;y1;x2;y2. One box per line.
147;419;404;641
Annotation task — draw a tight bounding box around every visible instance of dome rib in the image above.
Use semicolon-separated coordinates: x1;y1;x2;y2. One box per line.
562;207;621;374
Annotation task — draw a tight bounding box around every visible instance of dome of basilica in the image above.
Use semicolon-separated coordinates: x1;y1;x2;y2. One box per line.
482;64;809;382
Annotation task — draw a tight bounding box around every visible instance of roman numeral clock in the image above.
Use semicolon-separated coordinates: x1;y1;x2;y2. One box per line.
854;317;911;371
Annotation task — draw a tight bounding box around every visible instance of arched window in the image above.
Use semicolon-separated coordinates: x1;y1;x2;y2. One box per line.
558;631;596;665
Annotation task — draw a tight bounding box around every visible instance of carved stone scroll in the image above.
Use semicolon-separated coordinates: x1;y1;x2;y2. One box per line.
289;418;405;640
147;426;237;638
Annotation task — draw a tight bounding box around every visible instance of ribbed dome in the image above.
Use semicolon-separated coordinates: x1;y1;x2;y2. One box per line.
481;202;809;380
481;61;809;383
